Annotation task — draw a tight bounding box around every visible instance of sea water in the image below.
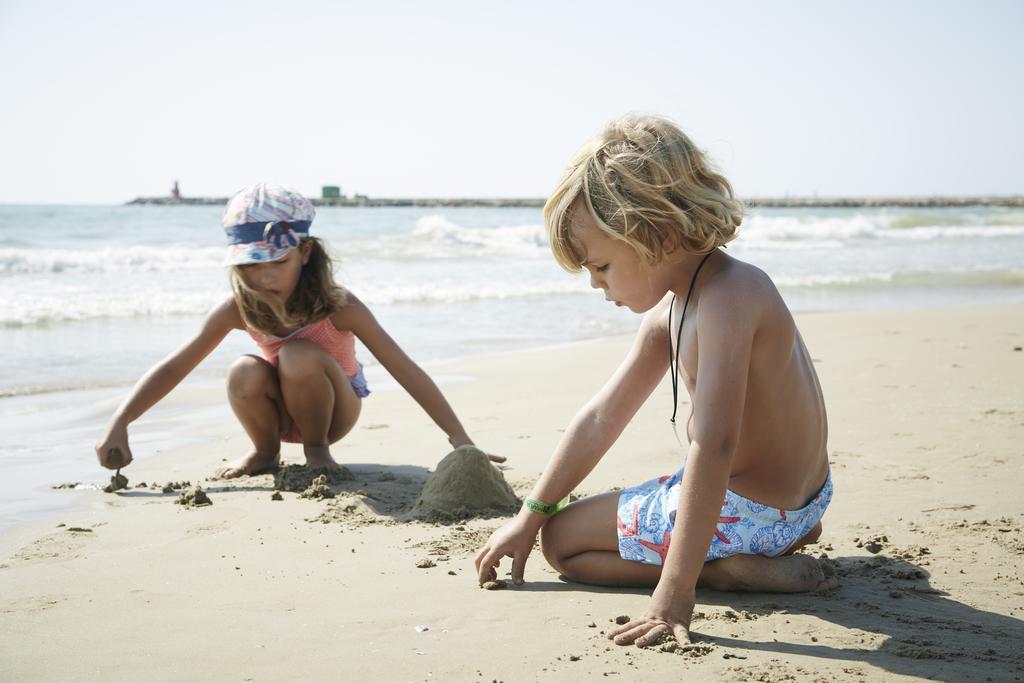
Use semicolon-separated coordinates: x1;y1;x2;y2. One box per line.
2;203;1023;528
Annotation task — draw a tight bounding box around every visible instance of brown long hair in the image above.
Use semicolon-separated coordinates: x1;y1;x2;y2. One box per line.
229;237;348;335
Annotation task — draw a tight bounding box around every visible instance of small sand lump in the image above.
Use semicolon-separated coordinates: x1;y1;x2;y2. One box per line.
481;580;507;590
103;472;129;493
415;558;436;569
299;474;335;500
410;446;518;521
175;486;212;507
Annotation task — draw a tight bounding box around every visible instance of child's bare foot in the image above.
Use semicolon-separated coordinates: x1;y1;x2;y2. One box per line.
302;444;344;473
214;450;281;479
703;553;839;593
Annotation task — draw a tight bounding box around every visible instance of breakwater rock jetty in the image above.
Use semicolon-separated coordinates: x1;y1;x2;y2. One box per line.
126;195;1024;208
126;196;547;208
743;196;1024;208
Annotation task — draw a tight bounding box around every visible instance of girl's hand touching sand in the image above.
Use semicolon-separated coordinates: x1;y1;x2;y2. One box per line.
95;421;133;470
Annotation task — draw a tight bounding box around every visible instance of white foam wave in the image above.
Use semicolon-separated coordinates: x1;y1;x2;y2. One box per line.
740;214;881;244
875;225;1024;240
6;213;1021;277
776;269;1024;289
0;276;593;327
0;245;224;275
735;213;1024;250
410;214;547;246
360;279;589;306
1;288;228;327
4;208;1023;327
884;210;1024;229
344;215;549;260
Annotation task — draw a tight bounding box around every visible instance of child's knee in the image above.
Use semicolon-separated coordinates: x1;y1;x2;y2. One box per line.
539;521;569;574
227;356;275;399
277;340;324;380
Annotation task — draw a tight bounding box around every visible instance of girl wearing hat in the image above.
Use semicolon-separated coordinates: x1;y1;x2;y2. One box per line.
95;183;498;477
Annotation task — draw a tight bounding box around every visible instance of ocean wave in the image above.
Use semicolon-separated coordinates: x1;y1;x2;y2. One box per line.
0;380;126;399
410;215;548;249
875;225;1024;240
0;289;228;327
884;210;1024;229
736;213;1024;249
0;245;224;275
0;278;593;327
776;269;1024;289
6;212;1023;276
360;279;588;305
339;215;550;260
739;214;881;245
6;265;1021;328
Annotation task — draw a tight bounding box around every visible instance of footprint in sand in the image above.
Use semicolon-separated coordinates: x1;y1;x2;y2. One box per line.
12;529;95;565
1;595;66;615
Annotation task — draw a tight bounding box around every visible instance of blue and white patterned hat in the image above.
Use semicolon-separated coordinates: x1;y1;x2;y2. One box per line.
222;183;316;266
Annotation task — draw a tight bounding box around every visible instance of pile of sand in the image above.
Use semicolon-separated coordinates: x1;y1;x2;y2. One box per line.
103;472;128;493
299;475;335;500
175;486;212;507
274;464;353;492
409;446;518;522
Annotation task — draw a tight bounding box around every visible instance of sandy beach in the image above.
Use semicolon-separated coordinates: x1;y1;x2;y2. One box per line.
1;302;1022;681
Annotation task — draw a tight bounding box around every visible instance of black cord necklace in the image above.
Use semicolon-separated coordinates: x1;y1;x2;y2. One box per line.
668;251;715;435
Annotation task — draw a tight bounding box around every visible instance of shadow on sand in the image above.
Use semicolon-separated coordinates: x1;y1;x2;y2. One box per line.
80;463;433;520
540;551;1024;681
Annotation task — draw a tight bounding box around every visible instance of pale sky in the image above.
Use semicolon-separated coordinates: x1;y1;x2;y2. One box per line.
1;0;1022;204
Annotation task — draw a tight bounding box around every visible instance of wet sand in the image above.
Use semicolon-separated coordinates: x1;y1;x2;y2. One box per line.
0;303;1022;681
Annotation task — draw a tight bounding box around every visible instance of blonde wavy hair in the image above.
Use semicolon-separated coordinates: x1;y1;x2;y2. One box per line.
545;114;743;271
230;237;348;335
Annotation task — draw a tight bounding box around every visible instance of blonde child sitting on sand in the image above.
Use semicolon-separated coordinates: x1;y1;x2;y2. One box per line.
475;115;835;647
96;183;499;477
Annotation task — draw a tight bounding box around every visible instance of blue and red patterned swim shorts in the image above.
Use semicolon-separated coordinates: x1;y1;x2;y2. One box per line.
616;467;833;565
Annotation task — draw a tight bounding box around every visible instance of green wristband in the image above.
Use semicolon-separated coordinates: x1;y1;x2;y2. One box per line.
523;495;570;516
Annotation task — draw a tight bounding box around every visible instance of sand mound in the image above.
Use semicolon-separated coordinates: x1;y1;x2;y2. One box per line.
409;446;518;522
274;464;353;492
175;486;212;507
299;475;335;500
103;472;128;493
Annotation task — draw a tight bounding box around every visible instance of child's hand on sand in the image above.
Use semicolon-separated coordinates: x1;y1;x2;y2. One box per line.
607;585;696;648
95;423;133;470
474;516;537;585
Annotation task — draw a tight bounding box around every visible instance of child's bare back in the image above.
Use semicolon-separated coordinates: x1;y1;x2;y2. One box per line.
670;251;829;510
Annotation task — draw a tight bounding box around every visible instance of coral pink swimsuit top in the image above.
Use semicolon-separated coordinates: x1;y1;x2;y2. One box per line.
246;318;363;380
